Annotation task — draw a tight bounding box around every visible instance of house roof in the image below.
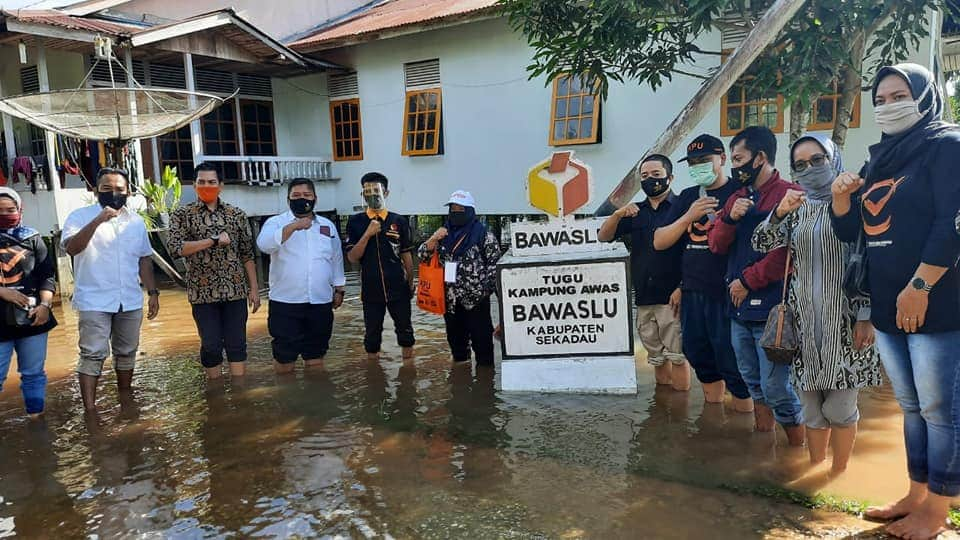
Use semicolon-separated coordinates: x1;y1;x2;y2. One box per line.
1;8;143;37
290;0;500;52
1;7;341;75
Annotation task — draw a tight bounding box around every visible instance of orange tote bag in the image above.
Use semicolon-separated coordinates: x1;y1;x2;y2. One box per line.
417;252;446;315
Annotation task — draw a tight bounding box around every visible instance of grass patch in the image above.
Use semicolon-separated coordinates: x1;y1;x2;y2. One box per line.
721;482;960;527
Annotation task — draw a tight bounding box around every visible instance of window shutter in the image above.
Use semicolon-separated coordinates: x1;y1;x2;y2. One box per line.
147;62;186;89
88;55;145;85
196;69;237;94
20;66;38;93
329;72;359;99
404;59;440;89
238;74;272;98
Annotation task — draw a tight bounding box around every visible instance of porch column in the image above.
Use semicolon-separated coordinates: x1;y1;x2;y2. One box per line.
36;46;61;194
0;76;15;176
183;53;203;167
124;48;145;184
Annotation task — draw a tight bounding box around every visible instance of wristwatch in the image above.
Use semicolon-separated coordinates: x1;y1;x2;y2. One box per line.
39;301;52;309
148;289;160;297
911;277;933;293
210;236;220;247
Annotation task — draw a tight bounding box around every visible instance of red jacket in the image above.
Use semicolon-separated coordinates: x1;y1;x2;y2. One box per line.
708;170;793;320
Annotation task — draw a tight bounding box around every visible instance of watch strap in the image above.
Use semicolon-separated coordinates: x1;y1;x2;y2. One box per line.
148;289;160;296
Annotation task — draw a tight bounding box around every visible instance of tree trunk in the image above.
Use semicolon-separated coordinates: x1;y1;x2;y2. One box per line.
832;30;866;150
789;101;809;146
594;0;806;216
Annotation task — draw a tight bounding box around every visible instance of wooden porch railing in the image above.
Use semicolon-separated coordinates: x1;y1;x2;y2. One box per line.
198;155;335;186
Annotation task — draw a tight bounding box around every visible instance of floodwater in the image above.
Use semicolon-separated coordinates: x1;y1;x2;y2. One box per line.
0;275;954;539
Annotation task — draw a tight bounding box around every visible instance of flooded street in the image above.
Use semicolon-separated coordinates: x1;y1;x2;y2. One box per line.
0;274;952;539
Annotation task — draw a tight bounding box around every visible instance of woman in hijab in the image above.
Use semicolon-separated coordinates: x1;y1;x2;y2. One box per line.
753;134;881;475
419;190;502;366
0;187;57;419
831;63;960;539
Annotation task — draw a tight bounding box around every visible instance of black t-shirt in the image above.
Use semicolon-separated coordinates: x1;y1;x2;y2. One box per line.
662;180;741;298
0;228;58;341
614;193;683;306
344;211;413;303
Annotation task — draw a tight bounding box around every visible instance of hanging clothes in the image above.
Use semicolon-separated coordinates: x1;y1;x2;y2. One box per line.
12;156;32;185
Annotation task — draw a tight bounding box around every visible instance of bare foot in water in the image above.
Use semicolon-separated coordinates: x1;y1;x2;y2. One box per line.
865;483;928;521
885;494;950;539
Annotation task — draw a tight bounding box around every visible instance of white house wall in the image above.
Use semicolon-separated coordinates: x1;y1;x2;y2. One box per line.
272;17;936;216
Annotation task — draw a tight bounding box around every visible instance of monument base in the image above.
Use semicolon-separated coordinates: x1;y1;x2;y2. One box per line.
500;356;638;394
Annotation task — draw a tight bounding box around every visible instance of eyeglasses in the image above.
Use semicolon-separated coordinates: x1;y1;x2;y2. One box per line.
791;153;827;173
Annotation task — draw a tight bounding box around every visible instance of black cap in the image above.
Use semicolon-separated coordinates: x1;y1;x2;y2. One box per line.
678;134;724;162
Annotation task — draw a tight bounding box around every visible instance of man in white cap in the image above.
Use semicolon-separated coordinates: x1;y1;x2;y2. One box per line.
418;191;502;366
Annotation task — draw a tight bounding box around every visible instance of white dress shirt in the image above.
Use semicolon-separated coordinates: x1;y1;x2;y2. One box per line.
257;211;346;304
61;204;153;313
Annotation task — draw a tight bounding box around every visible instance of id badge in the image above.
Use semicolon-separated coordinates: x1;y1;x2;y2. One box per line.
444;261;458;283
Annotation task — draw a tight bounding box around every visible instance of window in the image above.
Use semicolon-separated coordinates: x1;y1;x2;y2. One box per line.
807;82;861;131
718;49;783;136
330;99;363;161
549;74;600;145
721;80;784;136
402;89;442;156
201;99;239;180
158;125;195;183
241;100;276;156
402;59;442;156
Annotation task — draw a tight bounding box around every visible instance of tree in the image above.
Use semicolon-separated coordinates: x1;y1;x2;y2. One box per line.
502;0;948;149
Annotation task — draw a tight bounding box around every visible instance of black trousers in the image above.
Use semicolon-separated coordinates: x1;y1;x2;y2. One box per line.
443;297;494;365
267;300;334;363
191;299;249;368
362;298;415;354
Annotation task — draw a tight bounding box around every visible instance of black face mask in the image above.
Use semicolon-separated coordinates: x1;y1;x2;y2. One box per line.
640;177;670;198
732;153;763;186
448;211;470;227
98;191;127;210
289;198;315;216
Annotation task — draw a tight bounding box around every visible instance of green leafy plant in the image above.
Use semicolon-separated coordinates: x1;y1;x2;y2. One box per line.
139;165;182;229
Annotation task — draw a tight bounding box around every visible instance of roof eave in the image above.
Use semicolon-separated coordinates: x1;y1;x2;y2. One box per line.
293;10;500;54
3;17;106;42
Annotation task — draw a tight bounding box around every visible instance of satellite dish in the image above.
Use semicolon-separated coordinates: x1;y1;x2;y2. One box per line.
0;36;230;142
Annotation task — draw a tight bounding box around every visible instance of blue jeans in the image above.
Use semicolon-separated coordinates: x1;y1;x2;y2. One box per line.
876;329;960;497
681;291;750;399
0;333;49;414
730;319;802;425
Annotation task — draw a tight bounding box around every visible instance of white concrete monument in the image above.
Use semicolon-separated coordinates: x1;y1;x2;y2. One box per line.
498;151;637;394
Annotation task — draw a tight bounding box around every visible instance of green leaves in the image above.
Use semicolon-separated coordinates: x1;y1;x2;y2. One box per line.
138;165;182;229
501;0;945;134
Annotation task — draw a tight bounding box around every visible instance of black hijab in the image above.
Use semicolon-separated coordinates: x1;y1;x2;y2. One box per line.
865;63;957;183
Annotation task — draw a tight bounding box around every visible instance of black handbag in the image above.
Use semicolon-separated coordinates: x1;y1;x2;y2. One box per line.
842;207;870;300
760;220;800;365
3;299;33;327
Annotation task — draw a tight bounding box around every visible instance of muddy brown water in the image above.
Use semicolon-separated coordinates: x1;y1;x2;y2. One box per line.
0;274;954;538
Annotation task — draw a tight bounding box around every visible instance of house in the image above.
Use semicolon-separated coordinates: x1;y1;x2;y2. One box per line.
0;0;950;237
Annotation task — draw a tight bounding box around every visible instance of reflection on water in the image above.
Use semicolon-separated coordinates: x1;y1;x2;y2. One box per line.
0;274;944;538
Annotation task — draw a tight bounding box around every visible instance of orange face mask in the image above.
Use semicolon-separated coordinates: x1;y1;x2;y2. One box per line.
196;185;220;204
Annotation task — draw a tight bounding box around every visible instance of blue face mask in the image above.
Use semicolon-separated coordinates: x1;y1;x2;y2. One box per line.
688;162;717;187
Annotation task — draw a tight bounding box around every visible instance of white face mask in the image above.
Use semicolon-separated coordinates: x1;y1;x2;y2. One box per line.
874;83;932;136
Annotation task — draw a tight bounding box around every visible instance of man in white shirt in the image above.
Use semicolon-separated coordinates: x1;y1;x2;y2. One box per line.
257;178;346;373
61;168;159;411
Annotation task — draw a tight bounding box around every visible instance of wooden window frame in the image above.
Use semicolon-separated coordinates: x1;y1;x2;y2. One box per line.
806;84;861;132
239;99;277;157
401;88;442;156
548;74;601;146
719;49;784;136
720;81;785;136
329;98;364;161
158;125;195;184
